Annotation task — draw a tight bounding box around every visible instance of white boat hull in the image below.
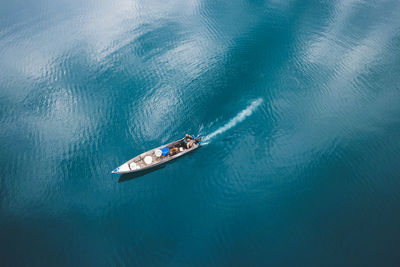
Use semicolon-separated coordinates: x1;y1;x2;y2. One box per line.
112;139;199;174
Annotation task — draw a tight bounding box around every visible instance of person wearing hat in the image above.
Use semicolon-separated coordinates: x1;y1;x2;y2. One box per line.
181;134;195;149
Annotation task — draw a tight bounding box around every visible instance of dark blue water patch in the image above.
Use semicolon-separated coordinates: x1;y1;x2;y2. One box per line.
1;0;400;266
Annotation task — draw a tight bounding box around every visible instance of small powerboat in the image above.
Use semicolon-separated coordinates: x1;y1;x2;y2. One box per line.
112;135;201;174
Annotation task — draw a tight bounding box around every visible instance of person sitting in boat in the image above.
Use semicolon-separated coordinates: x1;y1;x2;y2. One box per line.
181;134;196;149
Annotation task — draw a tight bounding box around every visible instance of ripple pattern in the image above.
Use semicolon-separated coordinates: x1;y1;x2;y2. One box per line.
1;0;400;266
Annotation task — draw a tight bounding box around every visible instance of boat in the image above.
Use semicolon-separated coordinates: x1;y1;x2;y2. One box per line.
111;136;201;174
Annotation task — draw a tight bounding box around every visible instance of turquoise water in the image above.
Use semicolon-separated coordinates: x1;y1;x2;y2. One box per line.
1;0;400;265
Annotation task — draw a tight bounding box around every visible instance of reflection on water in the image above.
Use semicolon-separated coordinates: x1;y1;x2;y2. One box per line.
1;0;400;266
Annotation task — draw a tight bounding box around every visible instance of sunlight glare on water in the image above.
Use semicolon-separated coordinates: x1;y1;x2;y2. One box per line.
1;0;400;266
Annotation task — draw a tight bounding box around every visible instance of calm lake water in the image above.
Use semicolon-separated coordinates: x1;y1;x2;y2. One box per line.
1;0;400;266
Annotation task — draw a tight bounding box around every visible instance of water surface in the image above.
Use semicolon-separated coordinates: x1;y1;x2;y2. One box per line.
1;0;400;266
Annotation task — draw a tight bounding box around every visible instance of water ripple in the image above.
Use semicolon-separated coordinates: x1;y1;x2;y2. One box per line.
1;0;400;265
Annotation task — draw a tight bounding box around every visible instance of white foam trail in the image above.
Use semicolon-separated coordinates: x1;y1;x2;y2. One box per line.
202;98;263;144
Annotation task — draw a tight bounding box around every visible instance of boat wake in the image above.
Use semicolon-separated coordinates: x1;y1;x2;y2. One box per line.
201;98;263;144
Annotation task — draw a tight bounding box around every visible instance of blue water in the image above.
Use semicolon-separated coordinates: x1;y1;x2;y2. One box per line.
1;0;400;266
